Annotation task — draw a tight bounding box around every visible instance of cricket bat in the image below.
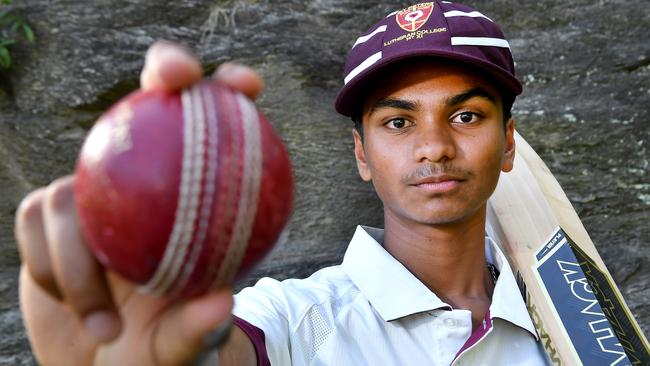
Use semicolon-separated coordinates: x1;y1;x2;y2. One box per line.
486;131;650;365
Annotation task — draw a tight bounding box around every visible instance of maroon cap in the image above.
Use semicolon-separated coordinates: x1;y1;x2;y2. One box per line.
335;1;522;117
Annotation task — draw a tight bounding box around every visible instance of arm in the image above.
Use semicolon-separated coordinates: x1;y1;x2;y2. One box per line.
220;327;258;365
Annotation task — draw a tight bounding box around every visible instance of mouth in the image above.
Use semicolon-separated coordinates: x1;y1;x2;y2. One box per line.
410;175;465;194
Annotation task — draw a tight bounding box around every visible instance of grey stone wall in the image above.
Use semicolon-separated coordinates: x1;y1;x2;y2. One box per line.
0;1;647;364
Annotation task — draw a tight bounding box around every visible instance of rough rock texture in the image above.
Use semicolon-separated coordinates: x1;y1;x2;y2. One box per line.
0;0;648;363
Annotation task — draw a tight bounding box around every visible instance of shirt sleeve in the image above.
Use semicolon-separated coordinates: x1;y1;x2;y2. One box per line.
233;277;293;365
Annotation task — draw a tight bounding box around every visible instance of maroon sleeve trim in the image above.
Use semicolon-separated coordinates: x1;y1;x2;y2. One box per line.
233;315;272;366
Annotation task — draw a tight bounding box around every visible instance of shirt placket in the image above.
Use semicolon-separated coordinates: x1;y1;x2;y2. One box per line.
450;310;494;365
428;310;473;365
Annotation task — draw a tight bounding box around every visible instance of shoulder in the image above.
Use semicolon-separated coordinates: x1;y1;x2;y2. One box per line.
233;266;367;364
234;265;360;325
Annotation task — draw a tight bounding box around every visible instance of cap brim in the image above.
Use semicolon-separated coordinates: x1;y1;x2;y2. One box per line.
334;50;523;118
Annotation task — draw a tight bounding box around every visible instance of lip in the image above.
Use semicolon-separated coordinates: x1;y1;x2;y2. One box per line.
410;175;464;194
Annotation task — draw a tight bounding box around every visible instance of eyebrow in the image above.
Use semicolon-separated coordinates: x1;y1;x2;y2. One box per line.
369;98;419;115
367;87;498;117
445;87;497;106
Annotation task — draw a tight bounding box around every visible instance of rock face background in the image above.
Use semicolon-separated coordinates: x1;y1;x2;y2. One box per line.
0;0;648;364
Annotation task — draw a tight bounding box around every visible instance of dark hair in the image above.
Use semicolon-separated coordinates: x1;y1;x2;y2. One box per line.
353;114;364;138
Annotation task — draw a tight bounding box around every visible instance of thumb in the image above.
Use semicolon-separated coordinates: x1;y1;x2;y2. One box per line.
152;288;234;365
140;40;203;92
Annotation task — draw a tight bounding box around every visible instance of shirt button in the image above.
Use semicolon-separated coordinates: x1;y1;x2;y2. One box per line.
444;318;457;329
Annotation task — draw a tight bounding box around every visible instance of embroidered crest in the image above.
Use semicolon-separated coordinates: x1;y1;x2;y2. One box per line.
396;3;435;32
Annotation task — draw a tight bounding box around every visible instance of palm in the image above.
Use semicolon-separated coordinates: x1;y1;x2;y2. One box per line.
94;273;174;365
22;268;176;366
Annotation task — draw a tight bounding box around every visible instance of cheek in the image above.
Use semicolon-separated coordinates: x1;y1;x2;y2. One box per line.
364;139;405;195
469;130;506;183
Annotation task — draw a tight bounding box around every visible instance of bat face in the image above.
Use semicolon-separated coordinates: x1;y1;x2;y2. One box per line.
486;132;649;365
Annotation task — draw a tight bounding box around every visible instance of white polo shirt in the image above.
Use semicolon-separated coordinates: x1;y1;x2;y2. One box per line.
233;226;551;365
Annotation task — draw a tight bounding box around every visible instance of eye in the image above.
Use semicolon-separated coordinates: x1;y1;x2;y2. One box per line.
452;112;479;124
385;118;412;129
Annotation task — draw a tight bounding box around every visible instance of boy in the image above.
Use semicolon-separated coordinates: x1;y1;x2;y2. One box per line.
16;2;549;365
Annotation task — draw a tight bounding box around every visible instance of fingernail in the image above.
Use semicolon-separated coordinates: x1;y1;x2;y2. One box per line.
215;62;245;75
146;42;192;69
85;311;121;343
158;45;193;62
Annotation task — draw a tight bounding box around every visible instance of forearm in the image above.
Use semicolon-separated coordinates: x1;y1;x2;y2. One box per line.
194;326;257;366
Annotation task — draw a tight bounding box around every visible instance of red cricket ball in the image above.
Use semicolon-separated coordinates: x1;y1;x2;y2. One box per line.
74;81;293;299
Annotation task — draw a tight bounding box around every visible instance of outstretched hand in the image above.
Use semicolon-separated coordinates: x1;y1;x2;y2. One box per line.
16;41;263;366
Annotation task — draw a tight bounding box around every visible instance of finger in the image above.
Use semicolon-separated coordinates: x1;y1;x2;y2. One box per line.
152;289;234;365
213;62;265;101
140;40;203;92
15;187;62;300
42;175;122;343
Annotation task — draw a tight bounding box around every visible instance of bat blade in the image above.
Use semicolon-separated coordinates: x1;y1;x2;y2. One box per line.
486;131;650;366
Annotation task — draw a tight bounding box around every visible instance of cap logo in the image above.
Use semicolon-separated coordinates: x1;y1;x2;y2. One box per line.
396;2;434;32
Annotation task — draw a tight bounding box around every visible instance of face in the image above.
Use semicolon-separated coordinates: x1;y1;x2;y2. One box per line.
353;60;515;227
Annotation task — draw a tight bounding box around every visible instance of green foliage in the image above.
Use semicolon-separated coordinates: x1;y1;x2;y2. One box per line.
0;0;34;69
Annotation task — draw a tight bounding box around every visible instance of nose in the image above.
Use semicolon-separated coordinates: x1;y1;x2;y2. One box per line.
412;120;456;163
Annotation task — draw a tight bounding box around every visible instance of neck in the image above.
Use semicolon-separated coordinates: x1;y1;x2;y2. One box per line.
383;205;494;308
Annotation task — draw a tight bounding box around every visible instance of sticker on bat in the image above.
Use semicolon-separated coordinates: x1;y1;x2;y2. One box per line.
534;227;649;366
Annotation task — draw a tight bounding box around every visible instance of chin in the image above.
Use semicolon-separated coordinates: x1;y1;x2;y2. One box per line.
416;215;467;226
410;204;484;227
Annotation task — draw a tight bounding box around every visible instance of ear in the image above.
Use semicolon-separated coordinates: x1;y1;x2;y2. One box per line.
501;118;516;172
353;128;372;182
